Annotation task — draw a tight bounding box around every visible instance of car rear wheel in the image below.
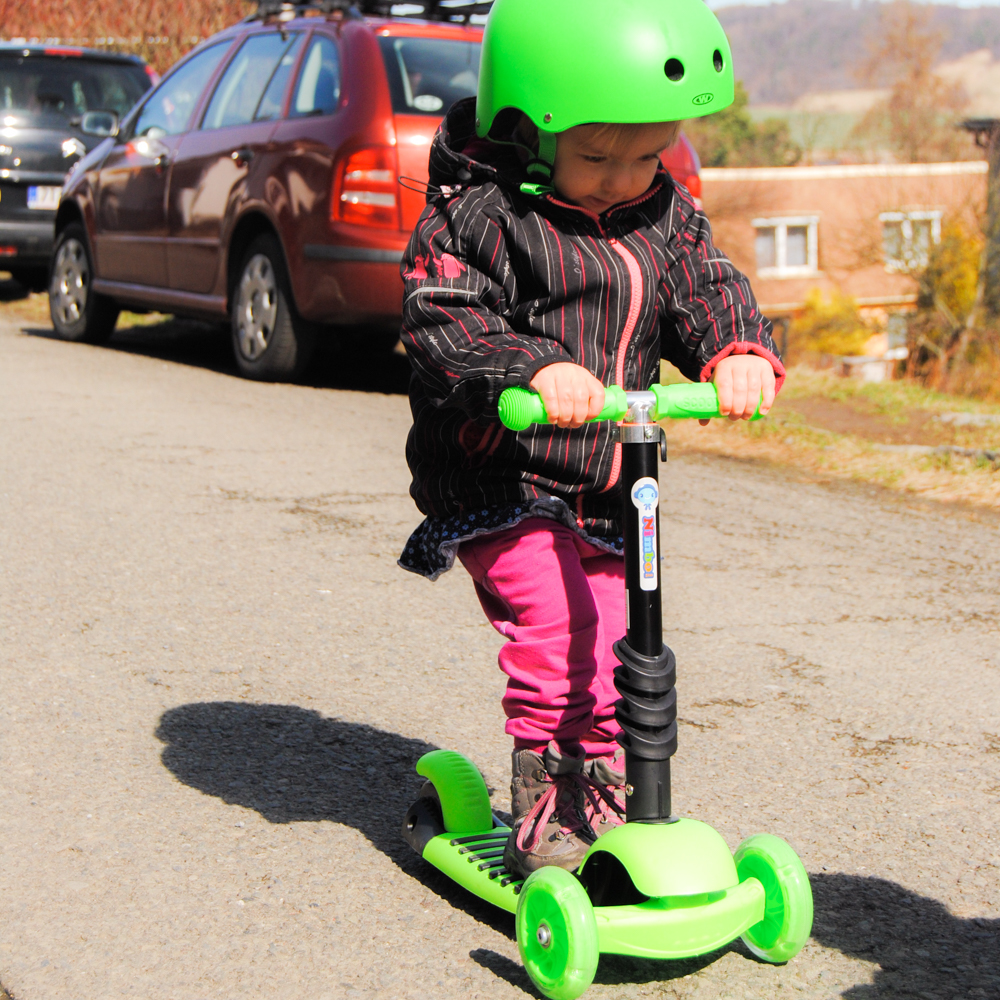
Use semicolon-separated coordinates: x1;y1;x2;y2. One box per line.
230;234;314;381
49;224;119;344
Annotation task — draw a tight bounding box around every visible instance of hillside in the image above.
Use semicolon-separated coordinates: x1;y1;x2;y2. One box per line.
718;0;1000;105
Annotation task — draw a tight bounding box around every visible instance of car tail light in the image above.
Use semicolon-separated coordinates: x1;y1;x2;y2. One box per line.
333;146;400;229
684;173;702;199
0;246;17;257
145;65;161;87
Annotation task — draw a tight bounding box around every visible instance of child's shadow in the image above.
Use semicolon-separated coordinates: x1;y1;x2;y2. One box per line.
811;872;999;998
154;700;513;933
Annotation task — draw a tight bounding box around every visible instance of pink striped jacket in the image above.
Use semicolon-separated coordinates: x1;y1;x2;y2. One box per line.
401;99;784;534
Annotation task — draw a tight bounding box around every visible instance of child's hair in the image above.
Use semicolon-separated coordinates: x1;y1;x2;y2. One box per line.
584;120;681;155
512;115;681;157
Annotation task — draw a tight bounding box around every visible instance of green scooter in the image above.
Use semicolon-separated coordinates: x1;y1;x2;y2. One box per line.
402;382;813;1000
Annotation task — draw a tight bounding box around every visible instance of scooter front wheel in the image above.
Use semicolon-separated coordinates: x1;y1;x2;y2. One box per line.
516;866;599;1000
734;833;813;963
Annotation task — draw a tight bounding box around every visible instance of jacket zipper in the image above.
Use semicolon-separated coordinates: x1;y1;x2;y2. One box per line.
601;238;644;492
543;176;664;225
539;188;653;497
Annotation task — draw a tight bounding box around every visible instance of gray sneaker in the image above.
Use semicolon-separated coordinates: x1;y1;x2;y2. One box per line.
503;742;596;877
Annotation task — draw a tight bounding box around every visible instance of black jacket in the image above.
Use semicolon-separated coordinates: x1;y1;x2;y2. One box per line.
401;99;783;533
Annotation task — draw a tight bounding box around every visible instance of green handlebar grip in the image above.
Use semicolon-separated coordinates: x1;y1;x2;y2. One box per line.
498;385;627;431
651;382;763;421
497;383;761;431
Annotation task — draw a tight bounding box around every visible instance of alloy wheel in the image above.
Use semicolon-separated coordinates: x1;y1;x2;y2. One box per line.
235;254;278;361
51;238;89;326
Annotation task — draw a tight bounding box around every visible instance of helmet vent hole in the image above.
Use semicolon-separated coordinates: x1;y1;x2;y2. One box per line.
664;58;684;82
713;49;724;72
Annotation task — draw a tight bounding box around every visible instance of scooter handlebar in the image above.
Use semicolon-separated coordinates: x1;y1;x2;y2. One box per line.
498;384;627;431
497;383;761;431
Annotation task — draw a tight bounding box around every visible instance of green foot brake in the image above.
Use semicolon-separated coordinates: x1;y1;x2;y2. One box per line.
416;749;493;832
401;750;525;912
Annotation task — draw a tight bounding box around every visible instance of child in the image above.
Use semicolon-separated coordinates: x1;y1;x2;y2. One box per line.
398;0;784;878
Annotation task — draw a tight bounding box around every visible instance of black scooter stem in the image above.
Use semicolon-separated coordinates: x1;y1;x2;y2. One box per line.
622;440;663;657
614;420;677;823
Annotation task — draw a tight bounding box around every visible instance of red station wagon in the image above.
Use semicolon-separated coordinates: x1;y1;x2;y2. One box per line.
52;0;702;381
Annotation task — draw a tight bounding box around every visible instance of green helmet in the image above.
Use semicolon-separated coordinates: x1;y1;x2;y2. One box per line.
476;0;735;178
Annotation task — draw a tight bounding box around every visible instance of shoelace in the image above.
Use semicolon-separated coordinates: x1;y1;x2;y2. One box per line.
515;773;594;854
582;774;626;828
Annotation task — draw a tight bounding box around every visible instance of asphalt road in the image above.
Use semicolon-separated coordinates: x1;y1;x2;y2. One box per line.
1;319;999;1000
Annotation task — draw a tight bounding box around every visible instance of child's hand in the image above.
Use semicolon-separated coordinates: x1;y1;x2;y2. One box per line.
706;354;776;423
529;362;606;429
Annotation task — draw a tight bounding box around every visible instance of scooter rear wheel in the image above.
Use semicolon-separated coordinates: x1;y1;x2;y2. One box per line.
734;833;813;963
516;867;598;1000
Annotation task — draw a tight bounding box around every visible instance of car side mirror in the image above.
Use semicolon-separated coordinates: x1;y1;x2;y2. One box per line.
80;111;119;138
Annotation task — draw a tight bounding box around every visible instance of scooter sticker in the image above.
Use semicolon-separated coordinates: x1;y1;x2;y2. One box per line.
631;477;659;592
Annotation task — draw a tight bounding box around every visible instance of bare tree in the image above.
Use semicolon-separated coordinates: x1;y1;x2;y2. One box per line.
850;0;972;163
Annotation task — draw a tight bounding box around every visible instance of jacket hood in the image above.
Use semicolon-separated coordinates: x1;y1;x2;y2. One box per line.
427;97;521;191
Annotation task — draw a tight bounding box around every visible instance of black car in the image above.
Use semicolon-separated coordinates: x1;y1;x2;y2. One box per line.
0;45;153;290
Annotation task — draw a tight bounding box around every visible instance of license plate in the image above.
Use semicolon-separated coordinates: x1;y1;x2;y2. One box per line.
27;185;61;210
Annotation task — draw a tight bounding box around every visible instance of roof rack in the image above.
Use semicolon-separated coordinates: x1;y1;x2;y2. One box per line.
250;0;356;20
250;0;492;24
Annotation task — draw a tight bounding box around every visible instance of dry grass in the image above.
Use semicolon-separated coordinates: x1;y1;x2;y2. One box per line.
0;1;252;73
662;364;1000;510
0;275;170;332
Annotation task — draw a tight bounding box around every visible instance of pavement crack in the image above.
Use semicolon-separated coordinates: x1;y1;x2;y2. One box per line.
282;502;364;533
677;717;719;730
691;697;759;710
757;642;827;685
211;488;410;533
822;722;969;761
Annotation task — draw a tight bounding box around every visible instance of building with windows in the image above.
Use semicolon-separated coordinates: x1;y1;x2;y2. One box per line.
701;161;987;332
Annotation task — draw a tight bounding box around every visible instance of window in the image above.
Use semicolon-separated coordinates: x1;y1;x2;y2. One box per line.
752;216;819;278
133;42;229;138
254;34;305;121
290;36;341;118
202;33;297;130
378;36;480;115
880;211;941;271
886;312;909;358
0;54;149;123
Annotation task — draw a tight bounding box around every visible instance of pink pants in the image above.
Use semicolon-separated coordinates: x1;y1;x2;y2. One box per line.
458;518;625;757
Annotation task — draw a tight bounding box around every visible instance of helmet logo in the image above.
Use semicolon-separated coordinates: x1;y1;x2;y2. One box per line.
692;93;714;106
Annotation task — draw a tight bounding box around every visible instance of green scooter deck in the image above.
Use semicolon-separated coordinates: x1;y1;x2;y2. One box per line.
420;824;523;913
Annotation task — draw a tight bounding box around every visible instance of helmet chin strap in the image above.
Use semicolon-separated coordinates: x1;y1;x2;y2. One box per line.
522;128;557;194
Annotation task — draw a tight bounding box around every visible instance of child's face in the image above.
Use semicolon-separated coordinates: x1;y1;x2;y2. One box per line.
551;122;679;214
